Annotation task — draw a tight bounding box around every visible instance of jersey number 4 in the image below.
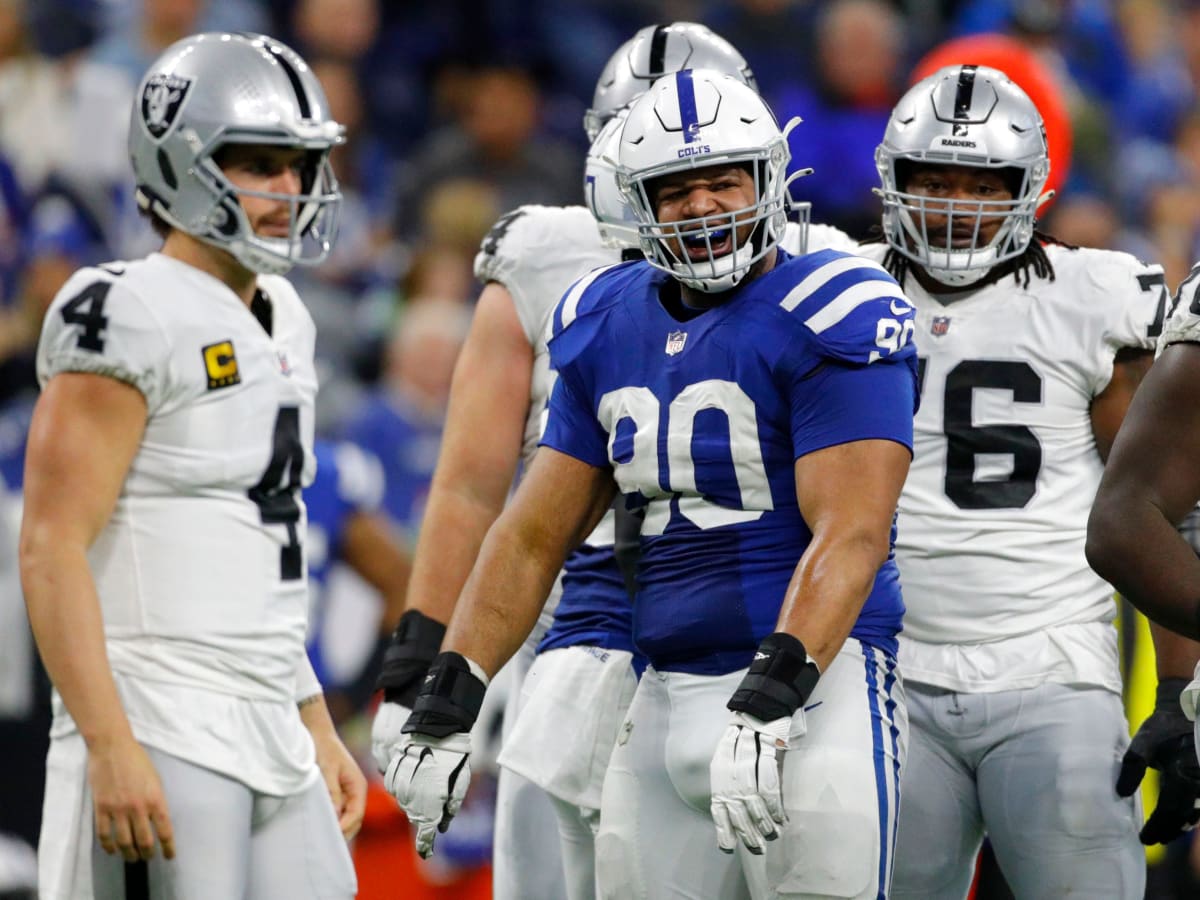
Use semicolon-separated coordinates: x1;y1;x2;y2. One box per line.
917;358;1043;510
61;282;111;353
248;407;304;580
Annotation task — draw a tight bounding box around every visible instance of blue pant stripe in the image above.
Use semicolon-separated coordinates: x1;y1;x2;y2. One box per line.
862;643;889;900
882;653;901;892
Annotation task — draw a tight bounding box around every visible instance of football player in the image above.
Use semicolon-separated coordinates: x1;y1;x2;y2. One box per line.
368;23;856;900
860;64;1183;898
387;68;917;900
20;33;361;899
1088;278;1200;777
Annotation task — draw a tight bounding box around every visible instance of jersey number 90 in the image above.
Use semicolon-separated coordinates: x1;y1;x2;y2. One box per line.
599;380;773;534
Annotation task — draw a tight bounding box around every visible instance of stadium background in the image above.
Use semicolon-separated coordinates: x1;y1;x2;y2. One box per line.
0;0;1198;896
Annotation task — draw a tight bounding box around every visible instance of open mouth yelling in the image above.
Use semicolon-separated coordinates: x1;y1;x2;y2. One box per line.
682;227;733;261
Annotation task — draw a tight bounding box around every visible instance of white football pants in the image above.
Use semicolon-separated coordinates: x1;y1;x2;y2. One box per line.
596;641;906;899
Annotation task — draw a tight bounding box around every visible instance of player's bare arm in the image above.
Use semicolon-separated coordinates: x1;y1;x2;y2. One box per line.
20;372;176;862
299;693;367;841
387;447;615;857
777;438;913;667
1087;341;1200;639
402;282;534;630
442;446;618;677
1090;347;1155;461
340;509;412;636
370;283;535;771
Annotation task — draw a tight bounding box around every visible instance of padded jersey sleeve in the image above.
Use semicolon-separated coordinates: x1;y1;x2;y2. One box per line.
1080;248;1165;354
1162;262;1200;351
771;250;918;458
473;204;618;346
36;267;173;412
540;373;611;469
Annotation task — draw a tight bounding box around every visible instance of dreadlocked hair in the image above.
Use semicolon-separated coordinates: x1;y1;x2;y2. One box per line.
862;225;1078;290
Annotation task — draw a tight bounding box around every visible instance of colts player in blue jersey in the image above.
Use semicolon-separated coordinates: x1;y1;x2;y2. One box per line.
387;69;918;900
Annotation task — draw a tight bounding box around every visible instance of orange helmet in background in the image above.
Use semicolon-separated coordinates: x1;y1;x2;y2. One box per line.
911;34;1072;206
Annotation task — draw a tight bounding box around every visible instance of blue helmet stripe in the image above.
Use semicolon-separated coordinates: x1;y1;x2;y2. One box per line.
676;69;700;143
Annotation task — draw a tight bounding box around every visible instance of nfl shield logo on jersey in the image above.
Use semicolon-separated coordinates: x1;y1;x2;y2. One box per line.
141;74;192;140
931;316;951;337
665;330;688;355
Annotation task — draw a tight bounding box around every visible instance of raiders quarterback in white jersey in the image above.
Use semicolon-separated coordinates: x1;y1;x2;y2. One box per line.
368;24;856;900
862;65;1164;898
21;33;360;900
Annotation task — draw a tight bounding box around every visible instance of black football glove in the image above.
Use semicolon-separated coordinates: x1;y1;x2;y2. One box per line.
1116;678;1200;845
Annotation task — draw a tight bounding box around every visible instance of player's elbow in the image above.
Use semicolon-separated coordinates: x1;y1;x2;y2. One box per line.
1084;494;1124;585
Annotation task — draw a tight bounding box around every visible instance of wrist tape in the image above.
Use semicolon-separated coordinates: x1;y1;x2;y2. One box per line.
375;610;446;706
728;632;821;722
402;652;487;738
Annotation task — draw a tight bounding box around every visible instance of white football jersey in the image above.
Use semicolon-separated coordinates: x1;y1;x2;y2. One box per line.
37;252;321;794
855;243;1166;692
1162;264;1200;350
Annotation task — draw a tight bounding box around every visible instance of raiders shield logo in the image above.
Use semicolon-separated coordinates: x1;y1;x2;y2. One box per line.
141;74;192;140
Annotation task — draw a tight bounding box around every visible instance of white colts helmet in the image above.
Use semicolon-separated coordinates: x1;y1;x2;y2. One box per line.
584;108;639;250
875;64;1052;287
617;68;793;293
129;32;345;275
584;22;756;142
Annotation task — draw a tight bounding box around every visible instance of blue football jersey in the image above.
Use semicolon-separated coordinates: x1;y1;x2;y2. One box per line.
305;438;385;686
542;249;918;675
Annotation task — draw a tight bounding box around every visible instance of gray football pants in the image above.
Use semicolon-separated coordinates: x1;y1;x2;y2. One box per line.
87;747;356;899
891;680;1144;900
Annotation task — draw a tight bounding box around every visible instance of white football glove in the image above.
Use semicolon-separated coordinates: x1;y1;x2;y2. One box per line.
710;711;792;855
385;730;473;859
370;700;412;775
1182;662;1200;769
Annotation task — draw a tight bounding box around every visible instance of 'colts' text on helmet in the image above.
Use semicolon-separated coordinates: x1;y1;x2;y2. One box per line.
616;68;795;293
129;32;345;276
874;64;1052;288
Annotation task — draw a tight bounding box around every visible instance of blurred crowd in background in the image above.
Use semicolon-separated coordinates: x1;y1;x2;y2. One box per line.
2;0;1200;897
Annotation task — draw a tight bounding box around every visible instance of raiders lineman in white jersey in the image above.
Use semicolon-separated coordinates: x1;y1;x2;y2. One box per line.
20;33;361;899
368;23;856;900
857;64;1165;898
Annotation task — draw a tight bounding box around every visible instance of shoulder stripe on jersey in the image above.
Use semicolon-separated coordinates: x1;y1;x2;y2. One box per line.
677;70;700;143
804;280;905;335
779;255;892;312
557;264;621;332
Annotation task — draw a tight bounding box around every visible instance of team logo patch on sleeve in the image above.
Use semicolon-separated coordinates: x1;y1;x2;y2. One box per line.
202;340;241;390
141;74;192;139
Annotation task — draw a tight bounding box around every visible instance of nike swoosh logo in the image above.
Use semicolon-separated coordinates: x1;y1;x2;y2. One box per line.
890;299;914;316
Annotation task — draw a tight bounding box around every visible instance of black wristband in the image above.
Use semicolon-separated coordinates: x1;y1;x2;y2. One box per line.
402;652;487;738
1156;678;1192;714
727;632;821;721
375;610;446;706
